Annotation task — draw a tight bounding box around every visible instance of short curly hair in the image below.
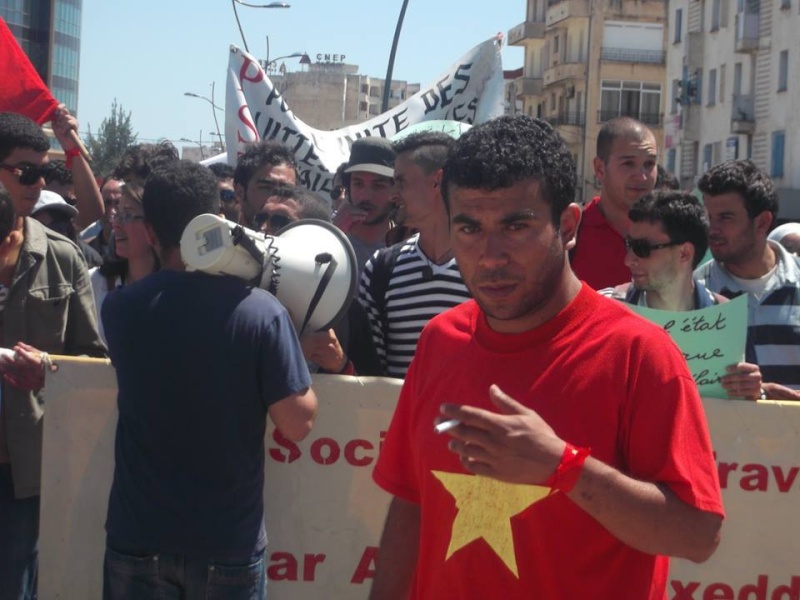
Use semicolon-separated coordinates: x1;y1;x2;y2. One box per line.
142;160;219;251
697;159;778;221
233;140;298;188
629;190;709;269
441;116;576;224
113;141;180;185
0;112;49;162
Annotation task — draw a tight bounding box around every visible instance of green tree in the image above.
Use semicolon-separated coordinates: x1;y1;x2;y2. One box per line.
86;99;138;177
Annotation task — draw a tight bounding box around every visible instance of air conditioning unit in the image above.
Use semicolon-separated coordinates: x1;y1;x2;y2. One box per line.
566;85;576;99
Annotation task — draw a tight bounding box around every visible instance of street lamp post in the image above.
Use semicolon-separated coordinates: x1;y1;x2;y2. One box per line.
231;0;290;53
184;85;224;151
382;0;410;113
180;132;206;160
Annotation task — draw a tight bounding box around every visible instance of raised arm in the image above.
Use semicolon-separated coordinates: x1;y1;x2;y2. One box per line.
51;104;103;228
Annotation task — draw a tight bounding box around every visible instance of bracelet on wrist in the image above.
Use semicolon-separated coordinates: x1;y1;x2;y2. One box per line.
544;442;591;494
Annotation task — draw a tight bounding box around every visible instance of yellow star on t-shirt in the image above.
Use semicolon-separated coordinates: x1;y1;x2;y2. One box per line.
432;470;551;578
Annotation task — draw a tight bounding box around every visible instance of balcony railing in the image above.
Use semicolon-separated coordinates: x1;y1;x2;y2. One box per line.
508;19;546;45
600;47;665;64
731;94;755;134
515;76;544;97
597;110;663;127
547;111;586;127
546;0;590;27
734;12;759;52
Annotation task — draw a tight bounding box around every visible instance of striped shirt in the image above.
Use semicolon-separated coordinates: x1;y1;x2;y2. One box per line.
694;241;800;389
358;234;471;378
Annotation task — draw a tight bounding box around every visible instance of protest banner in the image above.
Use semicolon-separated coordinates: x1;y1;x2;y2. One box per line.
225;37;504;194
630;294;748;398
39;359;800;599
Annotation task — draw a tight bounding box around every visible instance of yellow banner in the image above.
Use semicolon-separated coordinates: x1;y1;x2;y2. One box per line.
39;360;800;599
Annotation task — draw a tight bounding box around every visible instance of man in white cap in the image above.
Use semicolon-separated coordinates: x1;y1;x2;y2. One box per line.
30;190;102;267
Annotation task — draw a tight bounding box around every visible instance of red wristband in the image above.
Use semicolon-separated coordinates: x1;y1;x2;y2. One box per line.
544;443;591;494
64;147;81;169
337;360;355;376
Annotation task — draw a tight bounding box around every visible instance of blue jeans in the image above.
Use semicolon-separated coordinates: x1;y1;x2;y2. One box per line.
103;545;266;600
0;465;39;600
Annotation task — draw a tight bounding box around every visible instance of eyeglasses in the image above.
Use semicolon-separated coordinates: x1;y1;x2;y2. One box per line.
253;212;293;232
112;212;145;226
624;237;682;259
0;163;56;185
220;189;236;203
329;184;345;201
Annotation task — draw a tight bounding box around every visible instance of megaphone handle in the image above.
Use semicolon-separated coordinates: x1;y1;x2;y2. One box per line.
298;256;338;335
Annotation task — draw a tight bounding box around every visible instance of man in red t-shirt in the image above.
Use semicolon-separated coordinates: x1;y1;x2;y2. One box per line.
369;116;724;600
571;117;657;290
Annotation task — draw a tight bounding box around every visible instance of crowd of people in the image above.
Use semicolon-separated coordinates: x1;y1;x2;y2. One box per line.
0;106;798;599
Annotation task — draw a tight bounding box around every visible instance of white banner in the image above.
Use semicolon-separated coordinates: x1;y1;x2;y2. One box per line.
38;360;800;599
225;37;504;194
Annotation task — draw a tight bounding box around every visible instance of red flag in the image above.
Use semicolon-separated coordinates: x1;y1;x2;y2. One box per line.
0;17;59;124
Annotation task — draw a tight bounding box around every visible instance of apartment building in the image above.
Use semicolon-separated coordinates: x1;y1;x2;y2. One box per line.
269;60;420;131
665;0;800;218
509;0;667;203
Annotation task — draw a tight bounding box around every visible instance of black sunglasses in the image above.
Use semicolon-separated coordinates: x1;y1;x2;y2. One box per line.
0;163;56;185
624;237;682;259
329;184;345;201
219;189;236;203
253;213;293;231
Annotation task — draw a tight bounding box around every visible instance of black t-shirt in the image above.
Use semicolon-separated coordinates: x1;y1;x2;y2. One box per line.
102;270;311;559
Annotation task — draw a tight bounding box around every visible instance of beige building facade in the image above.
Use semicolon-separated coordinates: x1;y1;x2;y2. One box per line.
664;0;800;218
509;0;667;203
269;60;420;131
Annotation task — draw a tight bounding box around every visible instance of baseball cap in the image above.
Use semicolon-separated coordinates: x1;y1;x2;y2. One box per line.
344;137;395;178
31;190;79;219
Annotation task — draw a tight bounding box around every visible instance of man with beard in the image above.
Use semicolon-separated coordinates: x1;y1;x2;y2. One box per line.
337;138;397;275
368;116;723;599
233;141;298;228
571;117;658;290
358;132;470;378
695;160;800;400
600;190;763;400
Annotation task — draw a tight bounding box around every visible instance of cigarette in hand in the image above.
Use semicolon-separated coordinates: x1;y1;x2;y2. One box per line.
434;419;461;435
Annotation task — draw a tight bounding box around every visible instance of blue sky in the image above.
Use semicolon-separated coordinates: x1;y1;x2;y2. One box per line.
77;1;524;149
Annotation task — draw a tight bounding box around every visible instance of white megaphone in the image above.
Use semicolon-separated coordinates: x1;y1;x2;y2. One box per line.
179;214;358;333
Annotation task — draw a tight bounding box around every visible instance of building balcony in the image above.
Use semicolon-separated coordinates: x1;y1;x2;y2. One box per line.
687;32;705;69
546;0;590;28
734;12;759;52
597;110;663;127
731;94;755;134
516;76;544;97
600;47;665;65
543;61;585;86
546;110;586;127
508;19;546;45
681;105;703;141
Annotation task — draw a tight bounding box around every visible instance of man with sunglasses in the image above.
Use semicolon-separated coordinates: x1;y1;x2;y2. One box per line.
695;160;800;400
207;162;240;223
571;117;658;290
253;184;382;376
600;191;763;400
0;112;106;599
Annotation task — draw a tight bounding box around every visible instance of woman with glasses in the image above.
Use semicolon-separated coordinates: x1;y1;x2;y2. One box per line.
89;182;159;343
